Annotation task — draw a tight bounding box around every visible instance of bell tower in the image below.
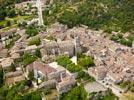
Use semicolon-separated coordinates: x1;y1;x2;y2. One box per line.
36;0;44;26
74;36;82;55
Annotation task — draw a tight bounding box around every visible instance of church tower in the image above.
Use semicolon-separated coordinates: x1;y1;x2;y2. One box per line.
36;0;44;26
74;36;82;55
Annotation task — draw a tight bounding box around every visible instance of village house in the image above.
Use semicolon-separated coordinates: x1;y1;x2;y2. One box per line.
88;66;107;80
25;45;38;54
0;58;14;70
78;29;134;85
26;61;67;82
56;76;76;94
5;70;25;86
0;48;8;58
33;61;57;81
106;72;123;84
41;36;82;58
11;52;20;60
47;22;67;34
38;79;56;90
26;60;76;94
122;66;134;82
84;82;107;93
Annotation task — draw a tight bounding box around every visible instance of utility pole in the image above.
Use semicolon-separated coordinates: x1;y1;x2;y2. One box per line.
36;0;44;26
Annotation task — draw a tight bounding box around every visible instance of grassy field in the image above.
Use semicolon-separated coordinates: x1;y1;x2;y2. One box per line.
0;15;34;31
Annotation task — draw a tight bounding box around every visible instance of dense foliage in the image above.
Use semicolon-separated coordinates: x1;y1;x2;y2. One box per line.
0;80;41;100
0;0;15;20
26;25;39;37
0;0;27;20
110;34;134;47
56;55;72;67
60;85;88;100
77;71;95;82
56;54;94;72
56;55;82;73
77;53;95;69
28;36;41;46
21;53;37;67
58;10;79;28
44;0;134;33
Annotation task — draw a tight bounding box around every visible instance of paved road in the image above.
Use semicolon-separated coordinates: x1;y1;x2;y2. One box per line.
83;69;124;98
97;79;123;97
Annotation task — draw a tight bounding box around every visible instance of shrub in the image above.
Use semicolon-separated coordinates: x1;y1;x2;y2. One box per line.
21;53;37;67
120;38;132;47
56;55;72;67
28;36;41;46
26;25;38;37
77;71;95;82
56;55;82;72
78;56;95;69
67;63;82;73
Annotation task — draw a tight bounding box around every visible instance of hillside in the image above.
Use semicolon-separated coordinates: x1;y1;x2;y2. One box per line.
44;0;134;33
43;0;134;47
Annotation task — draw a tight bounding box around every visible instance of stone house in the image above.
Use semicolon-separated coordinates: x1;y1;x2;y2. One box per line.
38;79;57;90
0;49;8;58
5;70;25;86
41;36;82;58
26;60;76;94
27;61;67;82
106;72;122;84
47;22;67;34
95;66;107;80
88;66;107;80
0;58;14;70
56;76;76;94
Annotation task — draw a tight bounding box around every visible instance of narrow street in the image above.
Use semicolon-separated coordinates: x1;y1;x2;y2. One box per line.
83;69;125;99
